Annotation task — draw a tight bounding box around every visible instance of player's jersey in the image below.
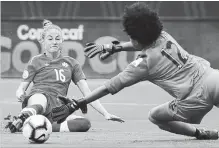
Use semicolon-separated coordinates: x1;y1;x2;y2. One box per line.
105;31;211;100
22;53;86;97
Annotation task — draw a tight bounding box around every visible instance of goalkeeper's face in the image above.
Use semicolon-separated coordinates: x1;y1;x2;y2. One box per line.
43;28;63;54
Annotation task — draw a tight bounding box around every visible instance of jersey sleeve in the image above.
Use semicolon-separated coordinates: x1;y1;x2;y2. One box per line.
72;62;86;84
104;57;149;95
22;57;37;82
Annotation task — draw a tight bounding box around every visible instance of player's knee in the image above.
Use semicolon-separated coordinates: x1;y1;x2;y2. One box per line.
72;118;91;132
148;111;169;130
148;108;159;125
28;93;47;113
53;118;91;132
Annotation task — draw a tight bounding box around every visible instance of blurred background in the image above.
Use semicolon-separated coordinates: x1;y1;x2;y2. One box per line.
1;1;219;79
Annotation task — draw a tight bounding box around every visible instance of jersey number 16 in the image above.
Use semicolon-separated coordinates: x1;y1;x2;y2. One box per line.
54;69;66;82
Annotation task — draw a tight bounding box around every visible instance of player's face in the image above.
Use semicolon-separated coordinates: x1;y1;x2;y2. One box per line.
43;28;63;53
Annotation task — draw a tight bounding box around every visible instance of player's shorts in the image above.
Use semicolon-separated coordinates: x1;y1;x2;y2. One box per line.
151;68;219;124
22;92;63;123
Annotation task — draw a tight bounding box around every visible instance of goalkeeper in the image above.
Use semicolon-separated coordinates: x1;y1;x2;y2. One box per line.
52;2;219;140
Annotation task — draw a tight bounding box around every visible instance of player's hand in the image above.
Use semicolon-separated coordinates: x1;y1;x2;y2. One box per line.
52;96;78;123
84;40;122;60
58;95;77;107
51;96;88;123
84;43;105;58
16;91;27;103
104;113;125;123
58;96;88;114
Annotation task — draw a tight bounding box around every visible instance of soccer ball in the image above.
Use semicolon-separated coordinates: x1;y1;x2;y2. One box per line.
22;115;52;143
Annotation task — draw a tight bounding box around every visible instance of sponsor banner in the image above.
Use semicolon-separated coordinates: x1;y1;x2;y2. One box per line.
2;20;219;79
1;20;139;79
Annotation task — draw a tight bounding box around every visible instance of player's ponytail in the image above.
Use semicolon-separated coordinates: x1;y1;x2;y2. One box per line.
42;19;53;29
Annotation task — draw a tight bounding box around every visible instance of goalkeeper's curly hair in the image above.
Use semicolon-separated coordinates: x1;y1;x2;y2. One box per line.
122;2;163;46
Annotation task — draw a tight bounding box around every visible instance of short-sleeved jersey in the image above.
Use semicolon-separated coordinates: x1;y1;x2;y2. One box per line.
22;53;86;97
105;31;211;100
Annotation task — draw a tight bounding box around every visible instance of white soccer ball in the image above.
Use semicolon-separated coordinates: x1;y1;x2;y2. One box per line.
22;115;52;143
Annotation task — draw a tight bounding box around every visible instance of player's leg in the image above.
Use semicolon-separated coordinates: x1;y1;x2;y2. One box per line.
148;102;197;137
149;68;219;140
149;99;218;140
207;69;219;108
21;93;47;117
52;114;91;132
46;95;91;132
9;93;47;133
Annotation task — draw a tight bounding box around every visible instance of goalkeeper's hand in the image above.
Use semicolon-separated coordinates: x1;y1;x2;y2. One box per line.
51;96;87;124
84;40;122;60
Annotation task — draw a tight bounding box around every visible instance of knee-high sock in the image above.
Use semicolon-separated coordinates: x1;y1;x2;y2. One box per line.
52;118;91;132
20;104;44;119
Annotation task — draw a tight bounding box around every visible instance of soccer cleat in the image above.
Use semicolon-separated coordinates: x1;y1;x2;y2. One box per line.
4;114;13;130
196;128;219;140
9;117;23;133
5;113;29;133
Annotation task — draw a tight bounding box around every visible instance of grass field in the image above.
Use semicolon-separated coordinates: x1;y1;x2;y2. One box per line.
1;79;219;148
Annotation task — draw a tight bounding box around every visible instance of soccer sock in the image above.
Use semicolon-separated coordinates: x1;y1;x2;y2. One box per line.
20;104;44;120
52;118;91;132
52;121;69;132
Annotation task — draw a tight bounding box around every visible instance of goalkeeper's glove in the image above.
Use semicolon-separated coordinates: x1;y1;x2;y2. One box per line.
51;96;87;124
84;40;122;60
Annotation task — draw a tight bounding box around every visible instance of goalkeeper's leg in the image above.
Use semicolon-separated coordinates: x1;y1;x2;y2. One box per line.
148;101;218;140
9;93;47;133
52;114;91;132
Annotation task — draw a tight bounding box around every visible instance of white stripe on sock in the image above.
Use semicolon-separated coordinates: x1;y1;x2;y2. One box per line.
60;120;70;132
21;108;36;116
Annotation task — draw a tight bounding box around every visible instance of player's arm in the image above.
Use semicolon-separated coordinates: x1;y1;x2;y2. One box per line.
52;58;148;123
119;41;141;51
71;61;110;116
79;57;149;106
16;57;36;102
84;41;141;60
76;80;109;115
79;85;110;106
76;79;124;122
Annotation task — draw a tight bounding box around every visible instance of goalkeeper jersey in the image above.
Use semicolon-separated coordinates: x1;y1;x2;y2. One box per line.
22;53;86;97
104;31;211;100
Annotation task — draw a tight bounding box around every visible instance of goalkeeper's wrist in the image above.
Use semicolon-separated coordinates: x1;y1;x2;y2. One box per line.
113;45;123;53
77;98;87;106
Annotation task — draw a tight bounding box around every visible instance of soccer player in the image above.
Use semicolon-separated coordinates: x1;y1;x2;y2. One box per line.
52;2;219;140
6;19;124;133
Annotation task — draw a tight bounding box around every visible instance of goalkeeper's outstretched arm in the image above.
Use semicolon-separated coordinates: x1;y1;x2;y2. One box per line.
81;85;110;105
76;79;110;116
118;41;142;52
